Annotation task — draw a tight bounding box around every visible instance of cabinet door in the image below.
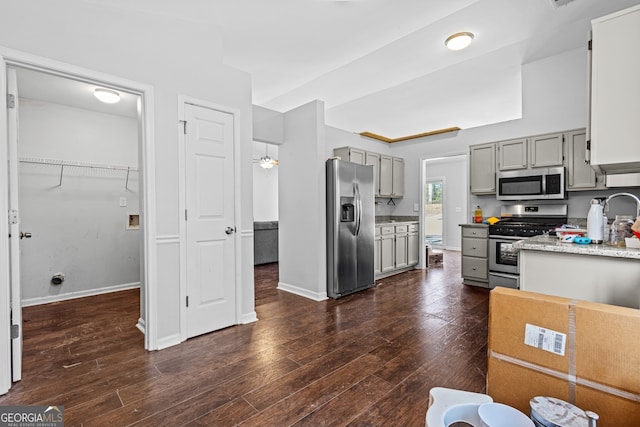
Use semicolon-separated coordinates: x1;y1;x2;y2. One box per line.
391;157;404;197
395;233;408;269
379;155;393;197
530;133;563;168
567;129;601;190
591;6;640;172
349;148;365;164
498;138;528;170
380;235;395;272
407;232;419;266
366;152;381;196
469;143;496;194
374;236;382;275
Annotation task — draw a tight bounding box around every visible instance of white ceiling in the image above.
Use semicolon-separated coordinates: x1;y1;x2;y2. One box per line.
16;0;640;137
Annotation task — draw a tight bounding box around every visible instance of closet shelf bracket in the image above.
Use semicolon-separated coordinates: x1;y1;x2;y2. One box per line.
58;164;64;187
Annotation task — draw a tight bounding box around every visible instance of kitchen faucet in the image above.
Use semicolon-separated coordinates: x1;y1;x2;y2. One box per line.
604;192;640;218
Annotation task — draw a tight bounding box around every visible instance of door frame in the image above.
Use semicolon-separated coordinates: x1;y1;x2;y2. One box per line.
419;152;467;268
177;95;243;343
0;47;157;393
423;176;446;249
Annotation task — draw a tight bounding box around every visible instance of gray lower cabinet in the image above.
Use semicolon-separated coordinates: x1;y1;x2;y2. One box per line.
375;222;419;278
461;225;489;287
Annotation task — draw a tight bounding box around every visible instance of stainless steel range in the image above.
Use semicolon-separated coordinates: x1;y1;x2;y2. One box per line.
489;204;568;289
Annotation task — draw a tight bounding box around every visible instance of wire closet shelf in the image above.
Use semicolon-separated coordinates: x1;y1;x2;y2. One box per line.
19;157;139;190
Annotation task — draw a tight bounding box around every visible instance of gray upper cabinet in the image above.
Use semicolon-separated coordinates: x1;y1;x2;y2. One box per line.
469;142;496;194
497;133;563;171
566;128;605;191
497;138;528;171
333;146;365;164
530;133;564;168
379;155;404;198
333;147;403;198
365;151;381;196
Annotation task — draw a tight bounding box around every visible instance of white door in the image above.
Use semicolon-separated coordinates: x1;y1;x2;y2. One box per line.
184;104;236;338
7;67;22;381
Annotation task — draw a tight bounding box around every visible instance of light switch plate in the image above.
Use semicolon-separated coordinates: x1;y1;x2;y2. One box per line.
413;203;419;212
119;197;127;207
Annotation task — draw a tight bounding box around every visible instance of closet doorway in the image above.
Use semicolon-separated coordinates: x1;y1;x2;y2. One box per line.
8;66;145;381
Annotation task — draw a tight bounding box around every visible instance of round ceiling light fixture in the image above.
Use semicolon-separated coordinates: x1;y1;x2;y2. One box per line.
94;88;121;104
445;32;474;51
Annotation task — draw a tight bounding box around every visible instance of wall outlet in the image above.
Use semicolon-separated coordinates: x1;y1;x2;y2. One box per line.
413;203;419;212
455;207;462;212
119;197;127;207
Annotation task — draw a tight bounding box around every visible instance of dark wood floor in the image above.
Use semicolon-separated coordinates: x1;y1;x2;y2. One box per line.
0;251;489;426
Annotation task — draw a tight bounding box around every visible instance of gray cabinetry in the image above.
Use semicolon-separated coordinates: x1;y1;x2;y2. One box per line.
461;225;489;287
333;147;403;198
469;142;496;195
380;226;395;274
333;146;365;165
394;225;408;269
379;155;404;198
407;223;419;266
530;133;564;168
365;152;381;196
566;129;605;191
374;226;382;275
375;221;419;278
498;138;528;171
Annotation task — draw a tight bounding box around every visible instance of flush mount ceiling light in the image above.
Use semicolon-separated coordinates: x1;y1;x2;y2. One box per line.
94;88;120;104
445;32;474;51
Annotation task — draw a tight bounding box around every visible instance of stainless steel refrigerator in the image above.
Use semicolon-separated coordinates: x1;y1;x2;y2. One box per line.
326;158;375;299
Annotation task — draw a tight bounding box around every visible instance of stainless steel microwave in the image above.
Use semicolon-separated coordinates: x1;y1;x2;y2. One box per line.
496;167;565;201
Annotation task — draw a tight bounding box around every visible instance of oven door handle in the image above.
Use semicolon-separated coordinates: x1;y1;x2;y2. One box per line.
489;235;526;241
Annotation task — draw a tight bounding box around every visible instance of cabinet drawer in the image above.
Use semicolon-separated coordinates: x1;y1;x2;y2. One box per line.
462;227;488;239
462;256;488;280
380;226;395;235
462;238;487;258
395;225;408;233
408;223;418;232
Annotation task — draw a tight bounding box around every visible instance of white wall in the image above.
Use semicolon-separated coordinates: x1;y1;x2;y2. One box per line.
424;155;467;250
252;142;279;221
278;101;327;300
18;99;140;304
0;0;254;348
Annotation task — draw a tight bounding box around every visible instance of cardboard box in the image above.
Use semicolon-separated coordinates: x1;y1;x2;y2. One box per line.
487;287;640;427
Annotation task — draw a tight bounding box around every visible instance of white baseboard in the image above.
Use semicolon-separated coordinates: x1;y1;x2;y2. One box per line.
240;311;258;324
277;281;328;301
156;333;182;350
136;317;146;334
21;282;141;307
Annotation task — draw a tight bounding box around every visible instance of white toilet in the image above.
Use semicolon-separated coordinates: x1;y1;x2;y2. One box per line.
426;387;534;427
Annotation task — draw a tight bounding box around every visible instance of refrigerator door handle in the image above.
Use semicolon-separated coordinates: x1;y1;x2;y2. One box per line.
355;183;361;236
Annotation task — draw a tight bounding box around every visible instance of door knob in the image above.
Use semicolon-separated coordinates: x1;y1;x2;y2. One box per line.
225;227;236;235
19;231;32;239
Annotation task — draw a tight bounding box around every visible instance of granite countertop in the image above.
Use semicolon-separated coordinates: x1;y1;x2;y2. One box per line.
375;216;418;224
459;223;489;227
513;235;640;260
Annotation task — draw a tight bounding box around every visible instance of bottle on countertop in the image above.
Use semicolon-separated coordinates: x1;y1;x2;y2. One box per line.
474;205;483;224
587;198;604;244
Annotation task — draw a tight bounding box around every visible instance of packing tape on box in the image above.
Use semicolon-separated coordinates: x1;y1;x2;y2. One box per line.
568;299;577;403
489;350;640;403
